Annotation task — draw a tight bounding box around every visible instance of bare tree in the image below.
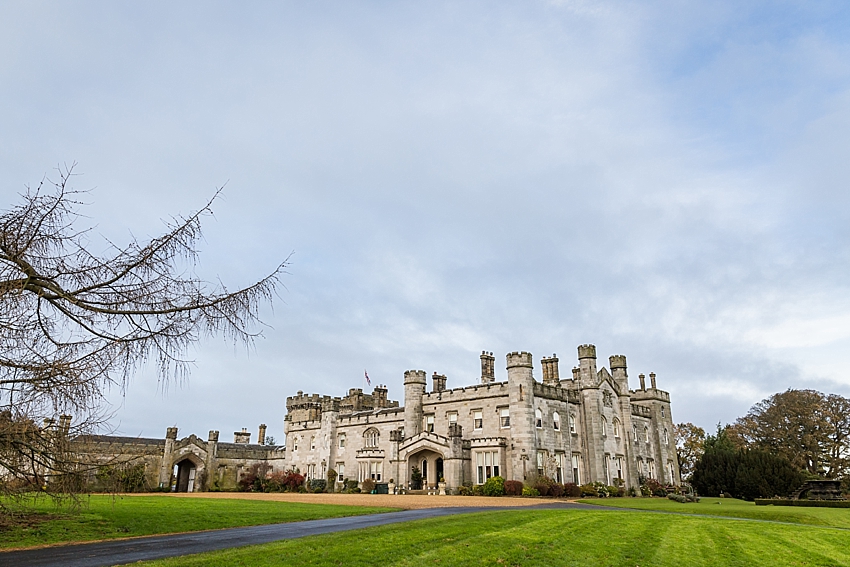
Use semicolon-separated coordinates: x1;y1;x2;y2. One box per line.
0;165;287;496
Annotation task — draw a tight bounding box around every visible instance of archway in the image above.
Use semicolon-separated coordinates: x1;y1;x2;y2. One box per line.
174;458;198;492
408;449;444;489
436;458;444;482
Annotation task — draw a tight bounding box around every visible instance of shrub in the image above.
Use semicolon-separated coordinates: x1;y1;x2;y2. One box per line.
692;445;805;501
410;466;423;490
457;485;473;496
326;469;338;491
533;476;555;497
668;493;688;503
472;484;484;496
504;480;524;496
308;479;327;492
563;483;581;498
266;469;304;492
522;486;539;496
607;485;625;497
361;478;376;493
641;478;666;497
580;483;602;497
482;476;505;496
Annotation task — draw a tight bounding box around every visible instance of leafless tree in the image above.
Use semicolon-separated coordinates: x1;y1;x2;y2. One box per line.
0;164;287;499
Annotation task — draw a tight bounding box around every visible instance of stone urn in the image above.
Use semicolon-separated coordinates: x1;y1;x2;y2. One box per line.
438;481;447;496
388;482;396;495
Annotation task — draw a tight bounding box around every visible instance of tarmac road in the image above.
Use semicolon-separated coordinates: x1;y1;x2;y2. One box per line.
0;502;604;567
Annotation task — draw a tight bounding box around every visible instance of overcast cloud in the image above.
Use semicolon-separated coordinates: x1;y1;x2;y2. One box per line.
2;1;849;443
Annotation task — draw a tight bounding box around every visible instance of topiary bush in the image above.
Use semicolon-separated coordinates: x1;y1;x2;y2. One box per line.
308;478;327;492
482;475;505;496
504;480;524;496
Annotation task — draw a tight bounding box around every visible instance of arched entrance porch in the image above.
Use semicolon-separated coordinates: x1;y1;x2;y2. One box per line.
173;457;202;492
408;449;444;489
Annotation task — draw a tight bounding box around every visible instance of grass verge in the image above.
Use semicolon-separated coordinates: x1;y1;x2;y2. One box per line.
578;496;850;528
0;494;396;549
139;508;850;567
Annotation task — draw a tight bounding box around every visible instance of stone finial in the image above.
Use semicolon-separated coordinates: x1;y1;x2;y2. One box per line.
403;369;427;384
480;351;495;383
208;430;219;443
577;344;597;360
432;372;447;393
258;424;267;445
650;372;657;389
639;373;646;390
166;427;178;440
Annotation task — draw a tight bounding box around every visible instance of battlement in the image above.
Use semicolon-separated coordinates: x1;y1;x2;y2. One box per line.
422;381;510;403
609;355;627;370
506;351;533;368
578;344;597;359
532;381;582;403
404;369;427;384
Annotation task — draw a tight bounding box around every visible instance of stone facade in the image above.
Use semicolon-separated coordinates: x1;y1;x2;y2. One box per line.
285;344;680;492
66;343;679;493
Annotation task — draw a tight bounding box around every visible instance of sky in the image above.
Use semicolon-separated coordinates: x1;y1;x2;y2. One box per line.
2;1;849;444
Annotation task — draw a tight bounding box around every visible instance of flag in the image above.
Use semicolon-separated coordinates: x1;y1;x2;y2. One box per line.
364;370;371;386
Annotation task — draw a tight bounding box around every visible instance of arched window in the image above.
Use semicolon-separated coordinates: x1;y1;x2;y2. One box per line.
293;436;299;451
553;412;561;431
310;436;316;450
644;426;649;443
613;418;620;438
569;414;577;434
632;424;638;441
601;417;608;437
535;409;543;429
364;428;380;448
664;428;669;445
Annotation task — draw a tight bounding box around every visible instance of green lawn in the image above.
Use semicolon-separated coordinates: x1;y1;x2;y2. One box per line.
579;496;850;528
140;508;850;567
0;495;396;549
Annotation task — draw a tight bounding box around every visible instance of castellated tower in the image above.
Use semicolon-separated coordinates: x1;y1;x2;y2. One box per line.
507;351;536;481
609;355;628;390
403;369;426;438
577;344;598;385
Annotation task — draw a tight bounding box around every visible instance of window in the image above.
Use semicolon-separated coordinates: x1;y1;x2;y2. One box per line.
425;414;435;433
614;457;623;482
293;436;298;451
310;436;316;450
500;408;510;428
473;410;483;430
306;463;316;479
336;462;345;479
602;455;610;485
448;412;458;425
601;417;608;437
555;453;565;483
475;451;500;484
537;451;545;476
369;461;382;481
569;414;577;434
613;418;620;438
338;434;346;449
571;454;581;484
364;428;379;448
664;428;669;445
633;424;638;441
535;408;543;429
553;412;560;431
661;406;665;418
669;462;676;484
644;426;650;443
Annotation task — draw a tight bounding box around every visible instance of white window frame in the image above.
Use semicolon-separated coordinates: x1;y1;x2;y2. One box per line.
499;408;510;428
473;410;483;430
535;408;543;429
475;450;500;484
338;434;346;449
425;414;435;433
553;411;560;431
569;414;577;434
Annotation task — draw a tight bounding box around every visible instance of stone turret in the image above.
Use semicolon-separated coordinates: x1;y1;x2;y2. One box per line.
480;351;495;383
578;344;597;384
403;369;426;438
507;351;535;481
609;355;628;388
541;354;560;386
432;373;447;393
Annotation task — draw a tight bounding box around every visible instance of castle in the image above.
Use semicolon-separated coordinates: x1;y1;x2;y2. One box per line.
69;343;680;493
284;344;679;492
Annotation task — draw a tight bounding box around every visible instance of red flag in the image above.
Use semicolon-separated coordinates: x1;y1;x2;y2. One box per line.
364;370;371;386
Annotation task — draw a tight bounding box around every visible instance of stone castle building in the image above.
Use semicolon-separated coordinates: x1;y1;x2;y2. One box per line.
64;343;679;493
284;344;680;492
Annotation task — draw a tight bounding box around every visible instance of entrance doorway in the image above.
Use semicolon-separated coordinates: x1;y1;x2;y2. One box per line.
436;458;444;482
174;459;197;492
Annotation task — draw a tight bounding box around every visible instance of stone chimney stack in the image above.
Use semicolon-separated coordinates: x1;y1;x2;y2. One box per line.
541;355;560;386
373;385;388;408
480;351;495;383
234;428;251;444
432;373;447;393
650;372;657;389
208;430;219;443
572;367;580;381
639;373;646;390
58;414;72;436
258;424;267;445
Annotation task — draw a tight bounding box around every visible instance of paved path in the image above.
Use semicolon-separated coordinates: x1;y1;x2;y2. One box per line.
0;502;604;567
